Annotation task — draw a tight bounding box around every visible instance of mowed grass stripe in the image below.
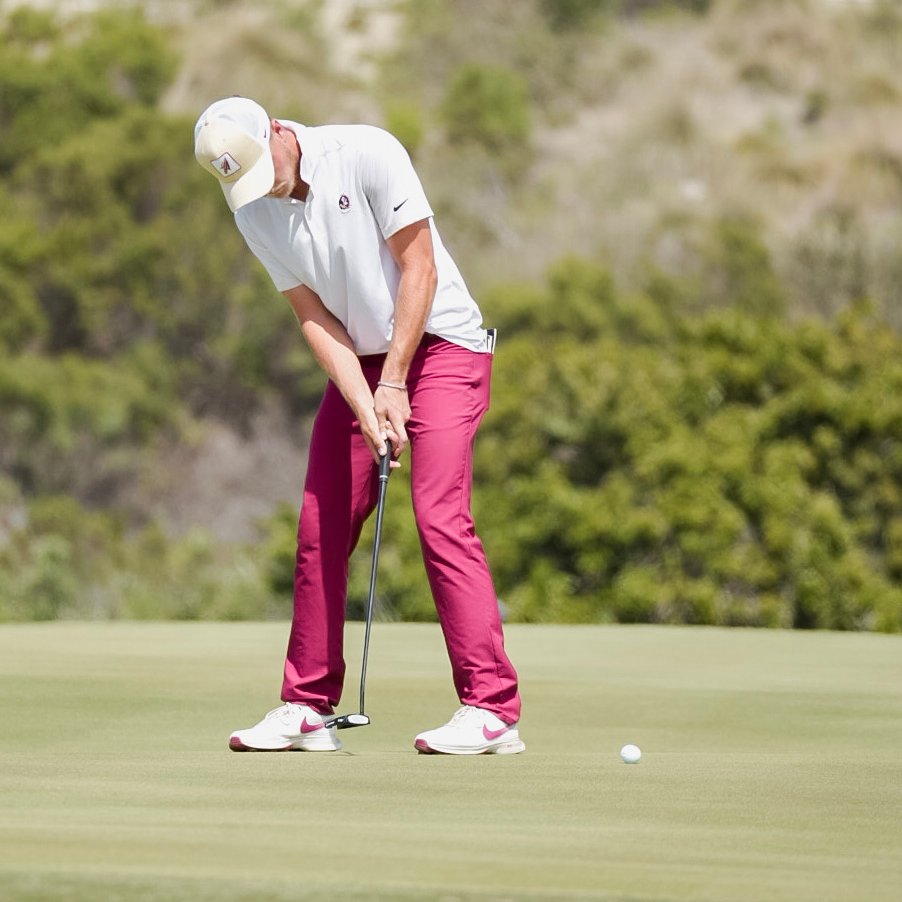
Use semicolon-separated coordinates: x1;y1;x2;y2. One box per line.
0;622;900;902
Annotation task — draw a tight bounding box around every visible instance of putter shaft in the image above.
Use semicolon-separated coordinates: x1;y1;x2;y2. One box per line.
324;441;392;731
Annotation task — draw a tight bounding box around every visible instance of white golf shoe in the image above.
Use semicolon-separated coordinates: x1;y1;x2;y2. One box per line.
229;703;342;752
414;705;526;755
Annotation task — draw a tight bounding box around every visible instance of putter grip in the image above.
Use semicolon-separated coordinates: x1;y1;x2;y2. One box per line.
380;439;393;479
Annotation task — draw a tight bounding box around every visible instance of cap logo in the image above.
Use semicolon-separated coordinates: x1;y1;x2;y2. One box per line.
211;152;241;179
338;194;351;213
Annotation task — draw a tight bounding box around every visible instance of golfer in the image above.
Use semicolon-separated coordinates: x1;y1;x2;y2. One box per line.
194;97;524;755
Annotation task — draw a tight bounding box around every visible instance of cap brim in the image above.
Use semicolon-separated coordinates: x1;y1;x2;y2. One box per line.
221;153;275;212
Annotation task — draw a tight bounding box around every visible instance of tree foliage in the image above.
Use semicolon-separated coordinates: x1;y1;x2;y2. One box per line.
349;251;902;633
440;63;532;169
540;0;711;31
1;7;900;632
0;8;323;504
471;266;902;631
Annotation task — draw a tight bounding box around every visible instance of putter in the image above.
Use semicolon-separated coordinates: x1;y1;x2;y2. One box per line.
324;440;393;730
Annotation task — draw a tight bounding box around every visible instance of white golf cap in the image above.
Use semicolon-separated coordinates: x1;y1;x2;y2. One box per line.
194;97;275;212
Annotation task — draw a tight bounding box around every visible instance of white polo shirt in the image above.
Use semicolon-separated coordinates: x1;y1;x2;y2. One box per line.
234;122;489;355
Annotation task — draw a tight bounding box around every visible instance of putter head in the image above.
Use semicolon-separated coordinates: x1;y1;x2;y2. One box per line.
324;712;370;730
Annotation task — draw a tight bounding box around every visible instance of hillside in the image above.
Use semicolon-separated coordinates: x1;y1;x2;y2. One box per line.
160;0;902;539
157;0;902;320
1;0;900;628
21;0;901;313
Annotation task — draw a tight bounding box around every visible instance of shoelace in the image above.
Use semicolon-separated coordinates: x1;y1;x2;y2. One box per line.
448;705;483;726
264;703;298;723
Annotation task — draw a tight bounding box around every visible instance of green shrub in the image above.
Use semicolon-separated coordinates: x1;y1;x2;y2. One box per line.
541;0;613;30
468;261;902;632
384;102;425;157
0;496;285;623
441;63;532;162
541;0;710;30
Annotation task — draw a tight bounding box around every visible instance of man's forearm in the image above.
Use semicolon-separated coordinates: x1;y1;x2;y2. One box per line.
284;284;372;419
300;318;372;416
382;220;438;384
381;265;437;384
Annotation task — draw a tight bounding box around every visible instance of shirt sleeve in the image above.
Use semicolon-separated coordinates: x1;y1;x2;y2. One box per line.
234;211;302;293
356;127;434;239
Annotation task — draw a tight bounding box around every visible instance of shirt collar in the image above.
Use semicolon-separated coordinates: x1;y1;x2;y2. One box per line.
279;121;325;189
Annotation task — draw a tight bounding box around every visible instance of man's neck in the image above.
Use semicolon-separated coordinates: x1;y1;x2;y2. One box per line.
289;131;309;201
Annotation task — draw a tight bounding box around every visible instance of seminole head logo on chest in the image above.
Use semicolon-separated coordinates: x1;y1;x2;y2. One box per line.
338;194;351;213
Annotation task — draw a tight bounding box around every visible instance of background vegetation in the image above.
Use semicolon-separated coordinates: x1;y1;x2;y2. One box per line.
1;0;900;631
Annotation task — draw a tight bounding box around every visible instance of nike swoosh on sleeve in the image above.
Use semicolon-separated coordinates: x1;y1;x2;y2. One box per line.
393;199;408;212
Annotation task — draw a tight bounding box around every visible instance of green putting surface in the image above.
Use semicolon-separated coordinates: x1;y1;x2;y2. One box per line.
1;622;900;901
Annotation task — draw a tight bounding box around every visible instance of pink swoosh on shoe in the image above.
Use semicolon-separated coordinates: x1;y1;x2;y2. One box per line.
301;717;324;734
483;724;510;741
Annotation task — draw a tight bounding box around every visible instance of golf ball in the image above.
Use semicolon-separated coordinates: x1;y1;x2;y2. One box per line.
620;743;641;764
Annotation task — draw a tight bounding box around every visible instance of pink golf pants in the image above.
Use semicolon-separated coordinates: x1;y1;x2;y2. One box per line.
281;335;522;724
